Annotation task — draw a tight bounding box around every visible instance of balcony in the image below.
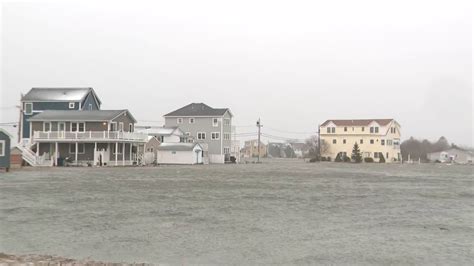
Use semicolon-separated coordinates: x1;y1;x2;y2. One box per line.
32;131;148;143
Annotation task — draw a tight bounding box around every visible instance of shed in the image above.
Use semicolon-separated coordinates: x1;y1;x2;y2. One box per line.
10;147;24;168
0;128;12;172
157;143;203;165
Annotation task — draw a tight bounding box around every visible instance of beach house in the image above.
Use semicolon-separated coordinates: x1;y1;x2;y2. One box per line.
319;119;401;162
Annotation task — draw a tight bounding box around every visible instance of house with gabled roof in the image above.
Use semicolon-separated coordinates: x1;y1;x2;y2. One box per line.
164;103;233;163
19;87;102;143
319;119;401;162
21;109;147;166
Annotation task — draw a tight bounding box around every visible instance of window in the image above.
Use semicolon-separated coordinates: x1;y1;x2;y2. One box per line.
43;122;51;132
88;104;92;110
344;127;347;132
197;132;206;140
360;139;363;144
374;152;379;158
224;119;231;126
185;132;190;136
224;147;230;154
331;127;335;133
333;139;337;144
327;127;331;133
224;133;231;140
370;139;374;144
119;122;124;132
71;122;85;132
69;102;75;109
381;139;385;146
24;103;33;115
189;118;195;124
386;152;389;159
69;143;85;154
387;140;393;146
129;124;134;132
393;140;400;146
110;122;117;131
212;118;219;127
375;127;379;133
177;118;183;124
112;143;123;154
0;140;4;157
361;127;365;132
211;132;220;140
343;139;346;144
391;127;396;134
370;127;374;133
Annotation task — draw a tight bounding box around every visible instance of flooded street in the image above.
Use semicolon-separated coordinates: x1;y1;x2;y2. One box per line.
1;160;473;264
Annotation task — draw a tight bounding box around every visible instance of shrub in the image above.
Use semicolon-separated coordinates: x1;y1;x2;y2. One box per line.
326;157;332;162
321;157;327;162
343;156;351;162
364;157;374;163
379;153;386;163
309;157;319;163
335;153;343;162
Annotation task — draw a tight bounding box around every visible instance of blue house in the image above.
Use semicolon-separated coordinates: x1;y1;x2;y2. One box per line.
0;128;12;172
19;88;102;142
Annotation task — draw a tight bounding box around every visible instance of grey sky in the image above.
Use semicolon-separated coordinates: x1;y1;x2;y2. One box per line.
1;0;472;145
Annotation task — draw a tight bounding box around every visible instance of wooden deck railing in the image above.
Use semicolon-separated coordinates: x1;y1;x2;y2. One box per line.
33;131;148;142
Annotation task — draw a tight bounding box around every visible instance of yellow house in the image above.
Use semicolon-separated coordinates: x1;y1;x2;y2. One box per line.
319;119;401;162
242;140;267;158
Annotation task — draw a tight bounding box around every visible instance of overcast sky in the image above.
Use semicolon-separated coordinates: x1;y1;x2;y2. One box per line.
1;0;472;145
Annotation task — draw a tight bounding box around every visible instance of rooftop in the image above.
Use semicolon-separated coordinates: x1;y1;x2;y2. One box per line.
157;142;201;151
321;119;396;127
28;110;135;122
164;103;231;117
22;88;101;104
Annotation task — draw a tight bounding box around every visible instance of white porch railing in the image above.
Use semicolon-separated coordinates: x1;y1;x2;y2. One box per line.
33;131;148;142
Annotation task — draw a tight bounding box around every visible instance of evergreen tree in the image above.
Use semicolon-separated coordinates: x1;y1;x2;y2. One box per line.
351;143;362;163
379;153;386;163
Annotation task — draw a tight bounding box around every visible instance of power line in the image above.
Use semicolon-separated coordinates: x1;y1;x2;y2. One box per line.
264;126;315;135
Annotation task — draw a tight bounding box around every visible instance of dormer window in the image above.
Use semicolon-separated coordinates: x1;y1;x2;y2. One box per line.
24;103;33;115
177;118;183;124
212;118;219;127
69;102;75;109
189;118;195;124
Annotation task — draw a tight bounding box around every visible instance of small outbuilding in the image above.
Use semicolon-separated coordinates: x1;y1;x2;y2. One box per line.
427;148;473;164
0;128;12;172
10;147;24;169
157;143;203;165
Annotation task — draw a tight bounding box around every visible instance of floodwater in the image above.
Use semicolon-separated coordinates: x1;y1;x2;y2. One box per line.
0;160;473;264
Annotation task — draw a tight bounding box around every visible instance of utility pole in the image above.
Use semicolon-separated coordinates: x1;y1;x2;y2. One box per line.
257;118;263;163
317;124;321;158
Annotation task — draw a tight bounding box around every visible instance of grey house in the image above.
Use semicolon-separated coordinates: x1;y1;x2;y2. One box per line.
0;128;12;172
24;109;147;166
20;87;102;142
164;103;233;163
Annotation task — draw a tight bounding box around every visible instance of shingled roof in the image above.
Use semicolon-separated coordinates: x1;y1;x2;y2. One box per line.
22;88;101;104
164;103;231;117
321;119;395;127
28;110;136;122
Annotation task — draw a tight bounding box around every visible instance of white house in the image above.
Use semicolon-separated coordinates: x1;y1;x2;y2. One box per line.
149;127;185;143
427;148;473;164
157;143;204;165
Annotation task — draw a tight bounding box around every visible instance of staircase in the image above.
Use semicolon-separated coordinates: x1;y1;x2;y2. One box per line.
17;141;49;167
